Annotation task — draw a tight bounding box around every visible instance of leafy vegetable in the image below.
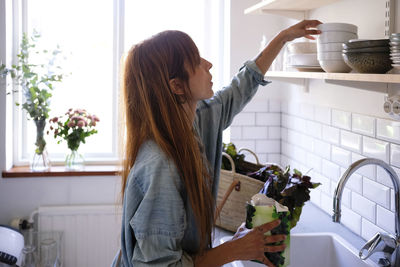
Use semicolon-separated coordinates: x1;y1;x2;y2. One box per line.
248;165;320;229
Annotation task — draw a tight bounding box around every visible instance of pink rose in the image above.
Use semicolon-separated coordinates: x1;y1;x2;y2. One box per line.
52;117;58;122
93;115;100;122
67;121;75;127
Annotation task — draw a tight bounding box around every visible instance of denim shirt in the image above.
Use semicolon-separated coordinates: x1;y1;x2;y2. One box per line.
112;60;269;267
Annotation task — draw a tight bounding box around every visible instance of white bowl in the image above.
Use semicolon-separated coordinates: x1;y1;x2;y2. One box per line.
317;23;358;34
288;53;319;66
319;59;352;73
287;42;317;54
318;31;358;44
317;42;343;52
318;51;344;60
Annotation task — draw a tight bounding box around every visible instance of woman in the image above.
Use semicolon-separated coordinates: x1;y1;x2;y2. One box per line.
114;20;321;267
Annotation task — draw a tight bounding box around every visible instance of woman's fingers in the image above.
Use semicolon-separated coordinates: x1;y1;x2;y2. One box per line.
264;244;286;253
255;219;281;233
264;234;286;244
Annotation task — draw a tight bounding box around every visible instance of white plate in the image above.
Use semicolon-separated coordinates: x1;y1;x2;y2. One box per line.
288;65;324;72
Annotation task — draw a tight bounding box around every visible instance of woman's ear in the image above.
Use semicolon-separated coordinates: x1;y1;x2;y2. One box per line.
169;78;185;95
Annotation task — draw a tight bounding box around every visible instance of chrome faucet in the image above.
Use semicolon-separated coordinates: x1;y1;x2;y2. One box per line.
333;158;400;267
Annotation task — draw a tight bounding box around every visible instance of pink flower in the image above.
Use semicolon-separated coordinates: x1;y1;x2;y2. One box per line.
92;115;100;122
67;121;75;127
52;117;58;123
90;121;96;126
50;126;54;130
77;120;85;128
54;129;59;135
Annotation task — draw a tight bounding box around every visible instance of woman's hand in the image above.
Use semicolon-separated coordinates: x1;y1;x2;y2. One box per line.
281;19;322;42
229;219;287;267
254;20;322;74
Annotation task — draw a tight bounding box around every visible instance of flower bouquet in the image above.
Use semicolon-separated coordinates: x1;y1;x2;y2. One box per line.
49;108;99;170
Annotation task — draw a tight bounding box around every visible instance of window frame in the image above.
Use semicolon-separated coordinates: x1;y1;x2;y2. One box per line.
9;0;125;166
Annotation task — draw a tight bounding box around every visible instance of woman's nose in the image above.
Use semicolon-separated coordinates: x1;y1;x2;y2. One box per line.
203;58;213;70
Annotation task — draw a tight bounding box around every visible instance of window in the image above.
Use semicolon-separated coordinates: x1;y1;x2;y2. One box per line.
6;0;228;166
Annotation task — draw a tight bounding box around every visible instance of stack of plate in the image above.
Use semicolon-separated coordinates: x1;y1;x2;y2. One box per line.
286;42;322;72
316;23;358;73
390;33;400;70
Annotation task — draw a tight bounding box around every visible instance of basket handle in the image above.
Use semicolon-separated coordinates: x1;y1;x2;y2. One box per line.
222;152;236;174
238;148;260;165
214;179;241;224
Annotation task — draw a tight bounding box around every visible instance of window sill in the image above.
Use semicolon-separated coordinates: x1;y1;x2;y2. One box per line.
2;165;120;178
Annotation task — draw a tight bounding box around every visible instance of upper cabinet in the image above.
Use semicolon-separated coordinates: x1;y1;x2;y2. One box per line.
244;0;340;20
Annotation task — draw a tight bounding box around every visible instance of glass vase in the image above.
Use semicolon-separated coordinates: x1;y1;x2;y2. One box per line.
65;149;84;170
31;119;51;172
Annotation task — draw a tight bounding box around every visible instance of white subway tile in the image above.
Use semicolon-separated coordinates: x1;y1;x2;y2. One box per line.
300;103;314;120
322;125;340;144
352;153;376;180
377;166;394;188
281;128;288;142
332;109;351;130
341;205;362;236
320;192;333;215
231;113;255;126
340;131;362;153
376;119;400;144
363;178;390;209
255;140;280;153
362;218;385;241
287;101;301;115
281;142;290;157
342;187;352;208
287;129;301;144
377;206;395;234
362;136;389;162
256;113;280;126
242;126;268;139
306;152;322;173
306;120;322;139
230;126;242;140
285;115;296;130
232;140;255;152
351;192;376;223
292;146;307;165
352;113;375;137
314;172;331;195
322;159;341;181
267;154;281;165
293;117;307;133
391;144;400;168
242;99;269;112
281;154;290;167
299;134;314;152
314;106;331;125
268;127;281;139
331;146;352;167
280;101;288;114
310;188;321;206
314;139;331;159
268;99;281;112
281;114;289;129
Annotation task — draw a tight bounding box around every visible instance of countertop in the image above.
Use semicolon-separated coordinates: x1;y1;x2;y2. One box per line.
213;202;380;265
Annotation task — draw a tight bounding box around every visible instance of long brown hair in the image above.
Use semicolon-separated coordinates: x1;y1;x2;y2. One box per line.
120;30;214;253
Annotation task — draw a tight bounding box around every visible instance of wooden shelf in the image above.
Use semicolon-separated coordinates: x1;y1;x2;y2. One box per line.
266;71;400;84
244;0;339;19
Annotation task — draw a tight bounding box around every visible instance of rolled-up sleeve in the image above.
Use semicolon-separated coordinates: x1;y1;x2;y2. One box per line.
129;155;194;267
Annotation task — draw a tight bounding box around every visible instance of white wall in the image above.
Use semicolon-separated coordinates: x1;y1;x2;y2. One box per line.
230;0;400;242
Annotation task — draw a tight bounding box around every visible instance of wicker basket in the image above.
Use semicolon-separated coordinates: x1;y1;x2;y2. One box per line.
215;149;265;232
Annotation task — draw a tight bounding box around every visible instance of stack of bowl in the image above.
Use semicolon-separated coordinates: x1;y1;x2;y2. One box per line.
342;39;391;73
390;33;400;71
286;42;321;71
317;23;358;72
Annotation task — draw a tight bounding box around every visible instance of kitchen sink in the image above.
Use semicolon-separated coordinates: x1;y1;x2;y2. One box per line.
219;232;379;267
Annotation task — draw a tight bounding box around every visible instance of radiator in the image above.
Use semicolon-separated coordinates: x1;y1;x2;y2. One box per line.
38;205;122;267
